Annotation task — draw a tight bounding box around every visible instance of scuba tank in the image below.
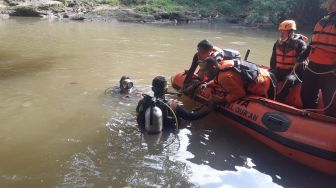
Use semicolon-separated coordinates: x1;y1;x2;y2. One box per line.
145;103;163;134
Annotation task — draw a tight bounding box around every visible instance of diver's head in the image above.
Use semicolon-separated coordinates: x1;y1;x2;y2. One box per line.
152;76;168;98
204;57;219;80
197;39;213;61
119;76;134;94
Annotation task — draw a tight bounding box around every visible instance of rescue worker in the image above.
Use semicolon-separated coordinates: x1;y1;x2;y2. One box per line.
301;0;336;117
136;76;212;133
270;20;308;102
202;57;276;105
184;40;225;87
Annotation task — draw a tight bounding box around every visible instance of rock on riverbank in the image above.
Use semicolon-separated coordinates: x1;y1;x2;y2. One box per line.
0;0;242;24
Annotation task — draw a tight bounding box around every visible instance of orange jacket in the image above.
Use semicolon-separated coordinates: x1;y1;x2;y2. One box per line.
271;37;307;71
248;68;272;97
309;13;336;65
215;60;272;103
216;70;246;103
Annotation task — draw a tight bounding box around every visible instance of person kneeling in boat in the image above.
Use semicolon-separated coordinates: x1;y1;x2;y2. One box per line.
203;57;276;105
270;20;309;102
105;76;142;99
184;40;225;88
136;76;212;133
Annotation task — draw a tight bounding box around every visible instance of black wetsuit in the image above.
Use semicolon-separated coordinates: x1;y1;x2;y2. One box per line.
136;95;211;130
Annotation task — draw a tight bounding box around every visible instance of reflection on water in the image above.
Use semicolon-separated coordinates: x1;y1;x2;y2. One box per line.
60;109;192;188
0;17;334;187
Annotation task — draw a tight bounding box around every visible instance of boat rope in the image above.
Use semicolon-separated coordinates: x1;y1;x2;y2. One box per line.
301;60;336;113
302;90;336;113
276;62;304;95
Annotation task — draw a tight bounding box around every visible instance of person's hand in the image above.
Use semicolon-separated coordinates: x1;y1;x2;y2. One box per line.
199;82;208;90
209;96;226;112
168;99;179;110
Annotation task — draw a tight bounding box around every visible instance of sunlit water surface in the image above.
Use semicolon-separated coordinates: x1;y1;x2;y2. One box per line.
0;18;334;187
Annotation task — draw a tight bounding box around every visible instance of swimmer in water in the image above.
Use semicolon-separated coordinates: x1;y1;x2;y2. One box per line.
105;76;142;100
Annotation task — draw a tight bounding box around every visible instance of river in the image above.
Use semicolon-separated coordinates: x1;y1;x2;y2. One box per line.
0;17;334;188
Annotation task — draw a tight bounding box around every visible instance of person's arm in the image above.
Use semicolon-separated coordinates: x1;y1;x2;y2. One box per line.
184;53;199;85
296;40;309;62
270;43;277;70
175;105;211;121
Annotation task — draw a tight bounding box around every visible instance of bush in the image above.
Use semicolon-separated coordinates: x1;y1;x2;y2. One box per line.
100;0;120;6
136;0;184;13
245;0;326;26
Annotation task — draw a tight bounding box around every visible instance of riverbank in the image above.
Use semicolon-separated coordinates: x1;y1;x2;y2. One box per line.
0;0;324;28
0;0;249;25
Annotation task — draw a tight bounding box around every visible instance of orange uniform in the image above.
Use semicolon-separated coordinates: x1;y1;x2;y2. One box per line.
309;13;336;65
301;12;336;117
215;60;274;103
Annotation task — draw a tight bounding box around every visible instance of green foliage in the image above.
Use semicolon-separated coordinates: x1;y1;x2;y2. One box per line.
245;0;293;24
65;0;327;26
100;0;120;6
245;0;326;26
136;0;184;13
174;0;248;15
120;0;146;5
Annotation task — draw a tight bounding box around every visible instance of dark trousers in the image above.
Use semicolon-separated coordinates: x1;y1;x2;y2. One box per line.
301;62;336;117
273;65;304;102
277;74;299;102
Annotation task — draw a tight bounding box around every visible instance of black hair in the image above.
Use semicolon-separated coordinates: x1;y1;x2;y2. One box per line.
204;57;219;80
204;57;218;69
197;39;213;51
119;76;130;88
152;76;167;97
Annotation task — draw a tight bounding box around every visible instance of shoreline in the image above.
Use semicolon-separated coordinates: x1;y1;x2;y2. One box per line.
0;0;273;27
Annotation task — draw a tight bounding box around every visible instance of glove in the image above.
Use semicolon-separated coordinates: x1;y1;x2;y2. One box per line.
167;99;179;110
199;82;208;90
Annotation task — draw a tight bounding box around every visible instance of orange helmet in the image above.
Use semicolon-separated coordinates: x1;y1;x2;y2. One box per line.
279;20;296;31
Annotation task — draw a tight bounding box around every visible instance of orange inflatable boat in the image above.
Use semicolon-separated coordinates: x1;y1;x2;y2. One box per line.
171;72;336;175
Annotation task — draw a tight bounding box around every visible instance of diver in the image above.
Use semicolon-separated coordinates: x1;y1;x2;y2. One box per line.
136;76;213;134
105;76;142;100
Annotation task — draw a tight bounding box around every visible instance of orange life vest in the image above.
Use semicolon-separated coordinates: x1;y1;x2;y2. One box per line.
309;13;336;65
247;68;272;97
275;39;299;70
217;60;272;98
